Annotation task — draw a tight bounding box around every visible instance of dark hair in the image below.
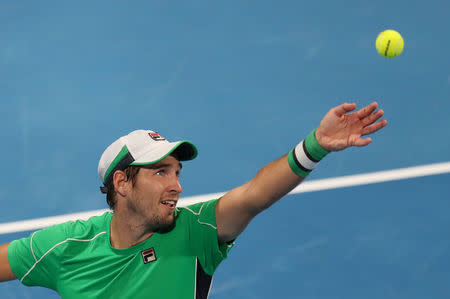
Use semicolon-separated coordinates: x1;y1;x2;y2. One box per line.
105;166;141;210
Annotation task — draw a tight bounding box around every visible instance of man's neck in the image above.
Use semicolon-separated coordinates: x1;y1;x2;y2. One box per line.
109;211;154;249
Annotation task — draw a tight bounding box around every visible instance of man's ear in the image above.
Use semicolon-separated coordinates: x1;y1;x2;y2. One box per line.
113;170;130;197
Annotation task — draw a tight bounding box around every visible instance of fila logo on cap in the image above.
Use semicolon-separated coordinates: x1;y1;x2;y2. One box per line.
149;132;165;141
141;248;157;264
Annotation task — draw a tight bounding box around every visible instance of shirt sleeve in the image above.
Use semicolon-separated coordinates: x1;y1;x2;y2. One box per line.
182;199;235;276
7;222;70;290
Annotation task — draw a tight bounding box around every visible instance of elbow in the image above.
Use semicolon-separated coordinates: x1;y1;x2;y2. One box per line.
244;186;277;217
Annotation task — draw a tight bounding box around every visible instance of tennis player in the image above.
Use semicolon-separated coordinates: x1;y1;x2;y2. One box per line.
0;102;386;298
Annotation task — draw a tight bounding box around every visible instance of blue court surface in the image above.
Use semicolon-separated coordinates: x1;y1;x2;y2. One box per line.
1;1;449;298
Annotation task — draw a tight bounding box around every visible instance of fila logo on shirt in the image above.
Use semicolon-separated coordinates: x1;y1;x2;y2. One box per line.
141;248;157;264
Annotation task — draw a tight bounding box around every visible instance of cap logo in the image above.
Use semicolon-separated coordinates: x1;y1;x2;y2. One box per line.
149;132;166;141
141;248;157;264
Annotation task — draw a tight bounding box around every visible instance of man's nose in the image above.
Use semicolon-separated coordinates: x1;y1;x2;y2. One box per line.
169;176;183;194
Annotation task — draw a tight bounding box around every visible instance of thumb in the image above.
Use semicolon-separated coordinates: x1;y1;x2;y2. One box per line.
353;137;372;147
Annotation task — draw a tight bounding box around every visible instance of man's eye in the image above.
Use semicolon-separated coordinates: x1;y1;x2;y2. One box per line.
156;170;164;176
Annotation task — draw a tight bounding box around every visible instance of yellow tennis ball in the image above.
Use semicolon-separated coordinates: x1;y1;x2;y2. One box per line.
376;29;404;58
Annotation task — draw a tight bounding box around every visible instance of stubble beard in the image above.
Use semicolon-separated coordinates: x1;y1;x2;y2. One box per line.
146;211;176;233
127;198;176;233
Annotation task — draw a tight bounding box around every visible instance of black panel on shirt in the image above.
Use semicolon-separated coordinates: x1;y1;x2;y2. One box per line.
196;258;213;299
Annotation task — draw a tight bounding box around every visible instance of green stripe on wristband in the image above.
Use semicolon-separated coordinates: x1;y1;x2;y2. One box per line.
304;129;329;161
288;149;311;178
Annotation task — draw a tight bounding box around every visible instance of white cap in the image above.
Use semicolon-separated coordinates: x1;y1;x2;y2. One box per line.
98;130;197;187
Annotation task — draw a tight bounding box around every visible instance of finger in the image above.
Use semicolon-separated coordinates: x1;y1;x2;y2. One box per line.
356;102;378;120
361;109;384;126
353;137;372;147
334;102;357;117
362;119;388;136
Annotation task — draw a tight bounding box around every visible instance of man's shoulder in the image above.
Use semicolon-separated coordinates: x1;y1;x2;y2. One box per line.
57;211;111;238
177;199;219;217
175;199;220;230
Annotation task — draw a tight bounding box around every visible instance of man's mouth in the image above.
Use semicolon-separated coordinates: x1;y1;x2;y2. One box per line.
161;200;176;210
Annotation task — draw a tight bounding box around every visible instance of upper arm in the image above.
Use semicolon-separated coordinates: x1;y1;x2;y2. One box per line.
215;182;259;244
0;243;17;282
215;154;304;244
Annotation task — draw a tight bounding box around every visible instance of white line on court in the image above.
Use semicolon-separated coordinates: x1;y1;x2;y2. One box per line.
1;161;449;235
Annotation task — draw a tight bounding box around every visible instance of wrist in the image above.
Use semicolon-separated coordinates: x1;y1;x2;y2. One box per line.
288;129;329;177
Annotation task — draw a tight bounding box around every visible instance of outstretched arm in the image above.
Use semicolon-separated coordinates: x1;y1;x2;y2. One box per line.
0;243;16;281
215;102;387;243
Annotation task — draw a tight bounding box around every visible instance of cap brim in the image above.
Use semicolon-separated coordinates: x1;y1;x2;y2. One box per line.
171;141;198;161
131;140;198;166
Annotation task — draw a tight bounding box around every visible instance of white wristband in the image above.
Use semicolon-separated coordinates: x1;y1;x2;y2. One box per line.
294;140;319;171
288;129;329;178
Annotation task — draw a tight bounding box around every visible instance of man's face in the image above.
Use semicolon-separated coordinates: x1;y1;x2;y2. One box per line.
127;155;183;232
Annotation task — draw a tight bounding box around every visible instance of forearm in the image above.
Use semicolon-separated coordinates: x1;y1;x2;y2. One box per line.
233;129;328;216
243;153;305;214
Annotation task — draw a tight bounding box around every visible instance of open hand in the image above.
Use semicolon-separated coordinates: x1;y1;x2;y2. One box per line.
315;102;387;152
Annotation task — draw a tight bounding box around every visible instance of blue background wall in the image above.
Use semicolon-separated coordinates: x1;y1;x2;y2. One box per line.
0;1;449;298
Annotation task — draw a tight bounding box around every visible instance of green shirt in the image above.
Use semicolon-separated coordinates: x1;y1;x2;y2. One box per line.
8;199;233;299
